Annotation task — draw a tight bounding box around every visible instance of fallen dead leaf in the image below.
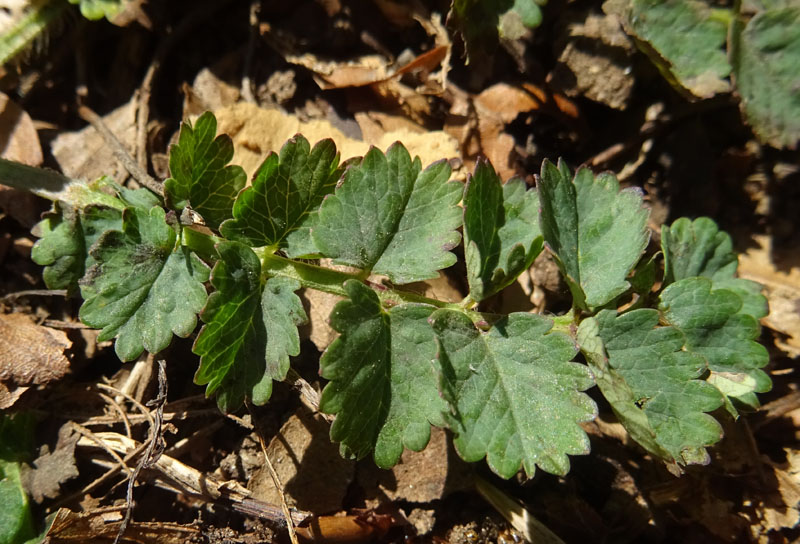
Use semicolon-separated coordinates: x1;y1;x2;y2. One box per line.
51;98;137;183
214;101;460;180
445;83;541;181
22;423;80;503
0;91;45;227
0;91;43;166
182;67;241;118
248;409;354;513
358;427;472;504
737;234;800;356
0;312;71;408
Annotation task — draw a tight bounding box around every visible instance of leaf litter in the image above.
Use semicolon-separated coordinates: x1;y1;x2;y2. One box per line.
0;1;798;543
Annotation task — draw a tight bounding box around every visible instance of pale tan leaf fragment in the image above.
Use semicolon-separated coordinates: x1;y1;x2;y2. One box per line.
23;424;80;502
248;410;354;513
0;312;71;388
358;427;472;503
51;99;137;182
737;234;800;356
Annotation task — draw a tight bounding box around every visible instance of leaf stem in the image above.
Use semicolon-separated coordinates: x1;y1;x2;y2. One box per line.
0;158;124;210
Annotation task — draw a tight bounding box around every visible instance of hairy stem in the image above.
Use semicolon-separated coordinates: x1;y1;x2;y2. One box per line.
0;158;125;210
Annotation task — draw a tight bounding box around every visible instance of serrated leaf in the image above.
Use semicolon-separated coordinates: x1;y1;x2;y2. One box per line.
537;159;649;310
164;112;246;230
32;204;123;294
608;0;731;98
319;280;447;467
662;217;767;319
220;135;342;257
262;276;307;383
730;6;800;148
79;206;209;361
430;309;595;478
464;160;543;302
579;310;723;467
313;144;462;284
659;277;771;411
194;242;307;412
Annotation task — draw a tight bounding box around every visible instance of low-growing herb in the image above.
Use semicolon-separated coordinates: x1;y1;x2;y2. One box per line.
0;112;770;478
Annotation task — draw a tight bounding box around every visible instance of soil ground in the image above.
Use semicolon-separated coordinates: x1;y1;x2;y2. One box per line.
1;1;799;543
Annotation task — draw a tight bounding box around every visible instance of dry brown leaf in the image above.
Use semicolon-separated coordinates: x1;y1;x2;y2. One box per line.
446;83;542;181
738;234;800;356
358;427;472;503
23;424;80;503
51;99;137;182
0;92;45;227
214;102;460;179
248;410;354;514
0;91;43;166
0;313;71;392
44;507;199;544
0;381;27;410
182;67;241;118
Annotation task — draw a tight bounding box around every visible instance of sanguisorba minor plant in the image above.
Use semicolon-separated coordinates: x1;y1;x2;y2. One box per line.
0;112;770;478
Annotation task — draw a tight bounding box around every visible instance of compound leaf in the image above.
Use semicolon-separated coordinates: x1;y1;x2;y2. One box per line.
579;310;723;468
319;280;447;467
220;136;342;257
430;309;595;478
731;6;800;148
538;159;649;310
79;206;209;361
194;242;306;412
607;0;731;98
164;112;246;230
659;277;771;411
313;144;462;284
464;159;543;302
662;217;767;319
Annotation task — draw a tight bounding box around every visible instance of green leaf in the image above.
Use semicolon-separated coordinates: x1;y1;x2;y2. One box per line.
464;160;543;302
659;277;771;411
0;460;36;544
579;311;723;468
32;204;122;294
430;309;595;478
220;135;342;257
319;280;447;467
0;414;36;544
730;6;800;148
662;217;767;319
164;112;247;230
79;206;209;361
313;144;463;284
606;0;732;98
194;242;307;412
537;159;649;310
68;0;123;20
262;276;307;384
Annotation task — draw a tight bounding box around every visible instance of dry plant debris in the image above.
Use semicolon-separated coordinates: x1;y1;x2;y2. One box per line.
0;1;798;543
